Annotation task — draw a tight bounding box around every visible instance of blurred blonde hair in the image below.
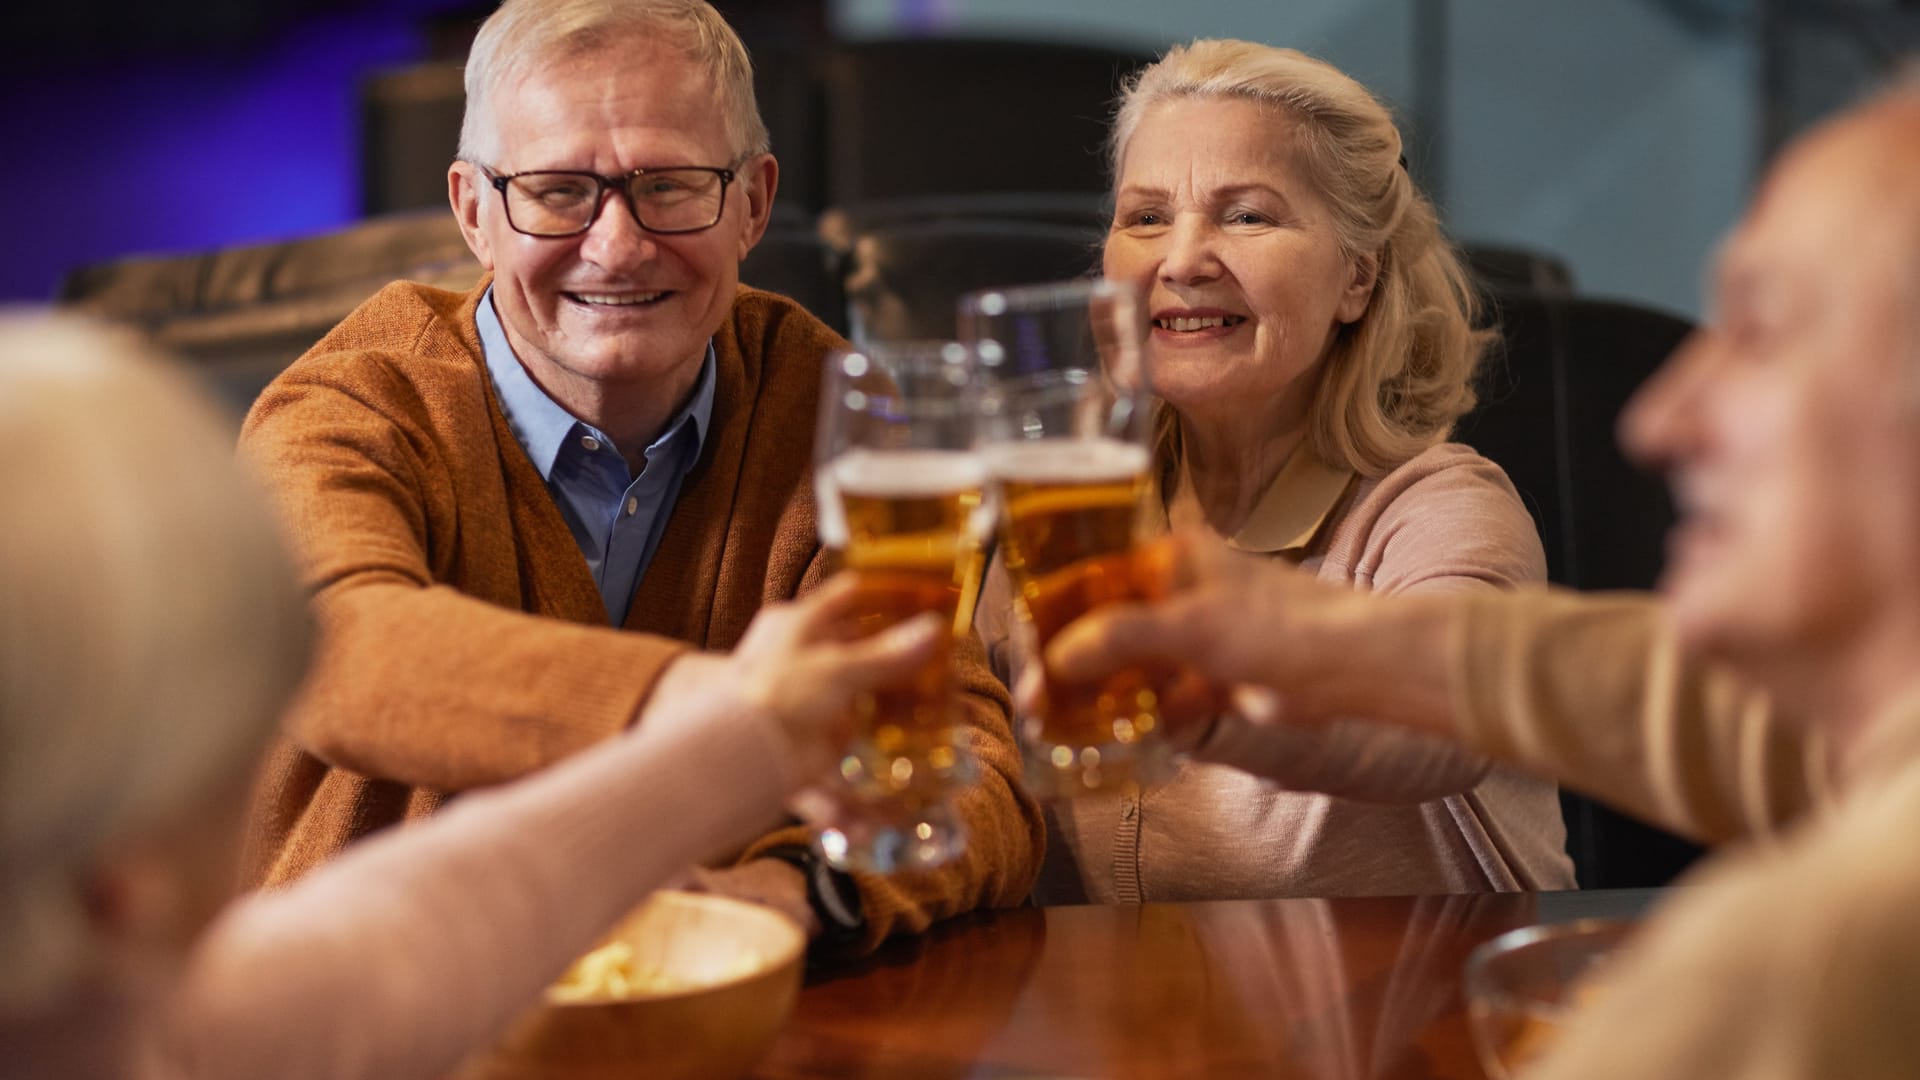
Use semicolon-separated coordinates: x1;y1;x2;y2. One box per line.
457;0;770;165
1111;39;1493;478
0;313;311;1013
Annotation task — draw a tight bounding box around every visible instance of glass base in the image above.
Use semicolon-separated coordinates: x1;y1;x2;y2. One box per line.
1019;735;1173;799
816;797;968;874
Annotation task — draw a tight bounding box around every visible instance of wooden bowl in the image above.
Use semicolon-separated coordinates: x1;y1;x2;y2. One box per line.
462;890;807;1080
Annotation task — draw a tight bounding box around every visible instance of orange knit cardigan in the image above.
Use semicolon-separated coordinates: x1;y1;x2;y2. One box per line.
237;278;1043;950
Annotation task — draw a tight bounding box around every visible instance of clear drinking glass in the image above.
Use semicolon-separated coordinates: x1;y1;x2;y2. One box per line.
812;340;989;872
1464;918;1637;1079
959;277;1170;798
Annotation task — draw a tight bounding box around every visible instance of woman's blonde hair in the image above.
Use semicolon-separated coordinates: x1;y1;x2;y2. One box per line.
0;313;311;1013
458;0;770;165
1111;39;1492;477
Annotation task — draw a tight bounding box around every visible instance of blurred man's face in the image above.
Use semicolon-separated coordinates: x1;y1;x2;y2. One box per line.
1622;99;1920;678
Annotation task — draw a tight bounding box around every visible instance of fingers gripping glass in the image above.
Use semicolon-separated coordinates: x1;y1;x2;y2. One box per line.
483;165;737;237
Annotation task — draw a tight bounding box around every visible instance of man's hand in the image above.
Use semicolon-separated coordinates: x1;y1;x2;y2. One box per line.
677;859;821;938
1041;532;1456;738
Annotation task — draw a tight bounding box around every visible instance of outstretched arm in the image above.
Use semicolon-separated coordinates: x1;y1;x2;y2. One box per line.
161;583;941;1080
1048;537;1828;843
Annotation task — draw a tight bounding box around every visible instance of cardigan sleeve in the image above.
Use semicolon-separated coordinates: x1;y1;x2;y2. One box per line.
1449;589;1830;843
240;354;690;792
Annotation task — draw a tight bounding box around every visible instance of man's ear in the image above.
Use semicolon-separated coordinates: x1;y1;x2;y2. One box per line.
449;162;497;271
1337;249;1381;324
734;152;781;261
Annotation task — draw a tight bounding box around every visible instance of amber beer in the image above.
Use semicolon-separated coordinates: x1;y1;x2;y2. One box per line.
824;449;989;800
989;437;1165;757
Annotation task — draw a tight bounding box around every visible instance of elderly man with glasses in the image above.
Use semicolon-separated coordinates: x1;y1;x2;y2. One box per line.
237;0;1042;953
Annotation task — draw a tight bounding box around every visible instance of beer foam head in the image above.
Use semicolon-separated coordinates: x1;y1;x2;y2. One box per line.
815;449;988;547
982;438;1151;483
828;448;988;496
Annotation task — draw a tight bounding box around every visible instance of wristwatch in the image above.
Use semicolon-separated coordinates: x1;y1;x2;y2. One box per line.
761;844;867;948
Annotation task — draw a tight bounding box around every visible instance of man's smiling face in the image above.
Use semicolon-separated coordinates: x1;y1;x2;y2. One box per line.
452;39;771;407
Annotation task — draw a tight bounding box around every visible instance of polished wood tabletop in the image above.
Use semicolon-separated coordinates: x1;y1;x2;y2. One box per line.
751;889;1659;1080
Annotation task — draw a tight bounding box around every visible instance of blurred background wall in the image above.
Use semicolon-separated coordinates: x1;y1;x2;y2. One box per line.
1;0;1912;316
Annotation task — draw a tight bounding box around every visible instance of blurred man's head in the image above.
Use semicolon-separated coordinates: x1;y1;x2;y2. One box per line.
449;0;777;413
1623;77;1920;717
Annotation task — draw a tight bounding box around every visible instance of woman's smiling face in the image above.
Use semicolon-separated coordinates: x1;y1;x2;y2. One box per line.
1103;96;1374;424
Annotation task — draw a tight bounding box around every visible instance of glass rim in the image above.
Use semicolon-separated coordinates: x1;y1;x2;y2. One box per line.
1464;916;1637;1002
955;275;1137;318
824;340;977;417
830;339;976;367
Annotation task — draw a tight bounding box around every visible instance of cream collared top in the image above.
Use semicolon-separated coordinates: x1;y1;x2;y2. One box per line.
980;441;1576;903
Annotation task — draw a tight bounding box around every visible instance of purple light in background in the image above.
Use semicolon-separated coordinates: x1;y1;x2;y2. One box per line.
894;0;958;34
0;10;429;301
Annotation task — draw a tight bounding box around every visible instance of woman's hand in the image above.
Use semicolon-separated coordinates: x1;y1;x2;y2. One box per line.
725;574;946;785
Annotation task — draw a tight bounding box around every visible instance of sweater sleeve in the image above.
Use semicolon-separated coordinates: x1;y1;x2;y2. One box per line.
1448;589;1830;842
240;357;690;792
1523;766;1920;1080
1198;449;1542;803
157;699;798;1080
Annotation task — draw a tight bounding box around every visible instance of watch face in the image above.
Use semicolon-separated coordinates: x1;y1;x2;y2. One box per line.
813;861;866;933
762;846;865;938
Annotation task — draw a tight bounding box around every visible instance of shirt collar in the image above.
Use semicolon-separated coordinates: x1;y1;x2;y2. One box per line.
1225;446;1356;555
673;340;717;458
477;286;717;477
1165;443;1355;556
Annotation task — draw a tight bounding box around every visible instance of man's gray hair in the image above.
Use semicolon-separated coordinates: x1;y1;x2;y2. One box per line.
457;0;770;166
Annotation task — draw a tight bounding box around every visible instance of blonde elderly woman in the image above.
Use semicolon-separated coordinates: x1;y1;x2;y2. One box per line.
0;313;939;1079
982;39;1574;903
1046;75;1920;1080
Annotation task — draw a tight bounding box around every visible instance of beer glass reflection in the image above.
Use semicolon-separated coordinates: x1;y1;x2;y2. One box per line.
961;278;1167;798
814;341;989;871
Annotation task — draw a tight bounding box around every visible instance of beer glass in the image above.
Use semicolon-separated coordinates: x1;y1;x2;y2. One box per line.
813;341;989;872
960;278;1168;798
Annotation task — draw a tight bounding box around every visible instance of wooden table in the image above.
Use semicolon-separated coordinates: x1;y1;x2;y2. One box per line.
751;889;1660;1080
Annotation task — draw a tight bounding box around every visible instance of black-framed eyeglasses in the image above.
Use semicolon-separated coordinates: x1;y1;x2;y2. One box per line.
481;165;738;237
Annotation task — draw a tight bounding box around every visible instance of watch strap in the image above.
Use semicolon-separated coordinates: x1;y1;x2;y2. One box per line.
759;844;867;949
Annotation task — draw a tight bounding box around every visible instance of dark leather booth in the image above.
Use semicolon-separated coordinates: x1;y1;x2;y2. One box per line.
1459;286;1704;888
60;212;845;413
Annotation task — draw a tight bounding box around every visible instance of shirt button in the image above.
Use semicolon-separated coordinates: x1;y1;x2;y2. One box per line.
625;496;639;517
580;435;601;452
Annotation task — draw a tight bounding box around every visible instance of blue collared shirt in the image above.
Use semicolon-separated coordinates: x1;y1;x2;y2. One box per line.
477;289;715;625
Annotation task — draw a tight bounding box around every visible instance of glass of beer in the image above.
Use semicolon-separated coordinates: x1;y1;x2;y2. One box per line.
959;277;1168;798
812;340;990;872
